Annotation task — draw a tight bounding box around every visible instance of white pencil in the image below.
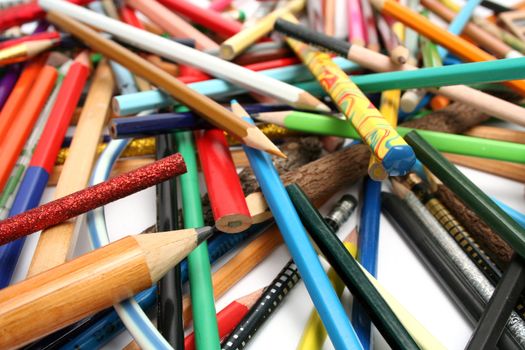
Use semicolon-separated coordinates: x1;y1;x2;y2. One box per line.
38;0;330;112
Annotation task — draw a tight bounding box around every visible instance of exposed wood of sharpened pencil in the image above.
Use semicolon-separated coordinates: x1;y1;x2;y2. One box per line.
0;227;213;350
45;11;285;159
0;39;56;66
27;60;115;277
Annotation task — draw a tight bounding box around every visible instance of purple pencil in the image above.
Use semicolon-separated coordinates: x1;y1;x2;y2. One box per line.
0;65;21;109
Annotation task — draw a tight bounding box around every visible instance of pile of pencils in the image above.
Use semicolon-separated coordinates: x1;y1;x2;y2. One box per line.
0;0;524;349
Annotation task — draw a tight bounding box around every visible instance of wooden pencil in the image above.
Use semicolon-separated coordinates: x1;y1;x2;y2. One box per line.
46;11;284;159
287;184;420;350
0;62;57;193
463;125;525;145
0;38;56;66
126;0;218;50
39;0;327;112
0;226;213;350
195;129;252;233
444;153;525;183
282;17;415;176
219;0;305;60
273;18;525;126
27;59;114;277
360;0;380;51
347;0;366;46
368;0;525;96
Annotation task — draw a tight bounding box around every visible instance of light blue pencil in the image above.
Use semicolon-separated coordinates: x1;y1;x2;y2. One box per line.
231;100;363;350
437;0;482;58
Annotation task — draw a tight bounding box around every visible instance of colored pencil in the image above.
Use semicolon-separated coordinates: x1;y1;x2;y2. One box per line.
347;0;366;45
232;100;363;350
0;31;61;50
0;226;213;349
175;131;221;350
282;22;415;176
287;183;420;350
404;130;525;258
196;129;252;233
26;59;114;277
126;0;218;50
0;39;56;66
46;11;285;159
444;153;525;183
219;0;305;60
39;0;327;112
209;0;232;12
221;260;301;350
381;192;525;350
422;0;522;59
186;289;263;350
360;0;380;51
368;0;525;96
0;64;20;108
0;62;56;193
0;54;87;287
110;104;288;138
155;134;184;349
0;0;92;30
255;110;525;164
352;177;382;349
156;0;242;38
376;14;409;65
463;126;525;145
273;18;525;126
404;0;420;65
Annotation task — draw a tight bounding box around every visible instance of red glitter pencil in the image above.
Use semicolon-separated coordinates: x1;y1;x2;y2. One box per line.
184;289;263;350
195;129;251;233
0;153;187;246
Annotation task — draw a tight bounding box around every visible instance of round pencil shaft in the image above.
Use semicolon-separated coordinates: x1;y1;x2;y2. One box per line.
0;64;57;193
348;0;366;45
175;131;221;350
0;64;20;108
287;184;420;350
196;129;251;233
46;11;283;158
466;255;525;350
284;35;415;175
0;39;54;66
156;134;184;349
0;228;206;350
219;0;305;60
404;131;525;259
371;0;525;96
0;153;187;246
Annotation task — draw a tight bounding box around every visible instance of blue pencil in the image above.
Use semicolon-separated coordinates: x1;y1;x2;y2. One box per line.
351;177;382;349
231;100;363;350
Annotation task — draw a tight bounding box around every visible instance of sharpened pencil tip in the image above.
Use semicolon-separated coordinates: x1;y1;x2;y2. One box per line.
196;226;215;245
267;147;287;159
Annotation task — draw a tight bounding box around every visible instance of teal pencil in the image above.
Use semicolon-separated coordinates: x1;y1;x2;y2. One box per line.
255;111;525;164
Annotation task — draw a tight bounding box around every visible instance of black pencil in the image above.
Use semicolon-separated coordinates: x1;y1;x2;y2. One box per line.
156;133;184;348
381;192;524;350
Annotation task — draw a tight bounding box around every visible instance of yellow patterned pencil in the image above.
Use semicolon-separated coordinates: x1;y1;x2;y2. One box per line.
283;17;415;175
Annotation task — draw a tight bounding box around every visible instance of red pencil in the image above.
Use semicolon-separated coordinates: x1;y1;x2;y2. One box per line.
184;289;263;350
0;31;60;50
0;0;93;31
30;51;91;173
195;129;252;233
157;0;242;38
119;5;144;29
0;63;57;193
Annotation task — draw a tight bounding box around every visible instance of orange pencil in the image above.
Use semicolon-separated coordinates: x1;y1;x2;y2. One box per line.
0;63;57;192
0;55;46;140
369;0;525;97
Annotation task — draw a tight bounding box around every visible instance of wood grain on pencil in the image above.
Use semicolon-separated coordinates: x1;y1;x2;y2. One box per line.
46;11;285;158
0;228;210;350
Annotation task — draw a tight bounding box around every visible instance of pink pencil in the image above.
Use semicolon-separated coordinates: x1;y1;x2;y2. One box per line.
347;0;366;46
209;0;232;12
359;0;380;51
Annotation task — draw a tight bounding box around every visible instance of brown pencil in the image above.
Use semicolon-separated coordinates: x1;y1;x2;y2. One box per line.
46;11;285;158
462;125;525;145
444;153;525;183
0;227;214;350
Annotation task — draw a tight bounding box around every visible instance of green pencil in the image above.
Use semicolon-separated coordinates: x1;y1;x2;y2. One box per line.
255;111;525;164
175;131;220;350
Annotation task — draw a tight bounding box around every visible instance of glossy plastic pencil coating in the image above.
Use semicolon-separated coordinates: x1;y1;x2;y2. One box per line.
156;134;184;349
287;184;420;350
381;192;524;350
283;31;415;176
175;131;221;350
232;101;364;350
0;64;20;108
0;153;187;246
404;131;525;259
256;111;525;164
45;10;284;158
0;226;213;349
352;178;382;349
